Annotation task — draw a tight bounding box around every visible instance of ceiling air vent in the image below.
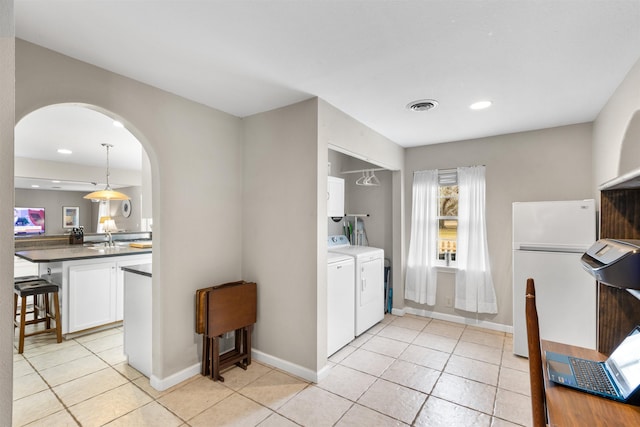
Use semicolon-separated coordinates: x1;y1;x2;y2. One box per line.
406;99;439;112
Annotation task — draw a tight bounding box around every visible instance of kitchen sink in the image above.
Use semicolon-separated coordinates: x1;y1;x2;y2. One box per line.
87;245;127;251
87;241;131;248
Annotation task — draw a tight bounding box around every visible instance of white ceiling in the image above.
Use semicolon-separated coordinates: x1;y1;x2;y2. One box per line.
13;1;640;182
14;104;142;191
15;104;142;170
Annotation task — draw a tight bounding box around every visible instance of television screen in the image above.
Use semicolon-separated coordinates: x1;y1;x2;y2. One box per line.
14;207;45;235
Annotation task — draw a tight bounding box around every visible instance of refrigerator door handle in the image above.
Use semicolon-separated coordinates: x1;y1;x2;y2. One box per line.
517;244;587;253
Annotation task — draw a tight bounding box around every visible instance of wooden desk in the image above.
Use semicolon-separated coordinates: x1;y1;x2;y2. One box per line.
542;340;640;426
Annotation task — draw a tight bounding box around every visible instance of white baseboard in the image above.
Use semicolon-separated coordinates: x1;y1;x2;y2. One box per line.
391;308;405;316
252;349;330;383
403;306;513;334
150;362;201;391
148;349;332;390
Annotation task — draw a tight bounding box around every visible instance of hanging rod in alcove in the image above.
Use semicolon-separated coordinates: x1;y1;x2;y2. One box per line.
340;167;386;174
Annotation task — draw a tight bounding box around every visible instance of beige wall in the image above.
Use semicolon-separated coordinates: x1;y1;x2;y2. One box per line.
0;0;14;421
15;188;93;234
329;152;394;260
319;99;406;314
320;99;404;171
593;57;640;194
242;99;324;374
15;40;244;385
404;123;593;327
15;157;141;188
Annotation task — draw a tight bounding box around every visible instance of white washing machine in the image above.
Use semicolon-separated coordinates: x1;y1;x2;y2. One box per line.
328;235;385;336
327;252;355;356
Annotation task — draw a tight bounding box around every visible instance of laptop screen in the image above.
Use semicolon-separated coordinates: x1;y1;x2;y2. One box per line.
606;327;640;398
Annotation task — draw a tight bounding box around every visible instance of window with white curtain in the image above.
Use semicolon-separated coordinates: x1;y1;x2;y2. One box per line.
405;165;498;313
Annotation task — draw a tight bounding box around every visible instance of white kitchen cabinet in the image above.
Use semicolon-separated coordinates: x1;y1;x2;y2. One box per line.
328;176;345;217
43;253;152;334
68;261;117;332
116;255;152;321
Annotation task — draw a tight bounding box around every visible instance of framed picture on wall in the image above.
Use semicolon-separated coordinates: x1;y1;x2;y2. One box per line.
63;206;79;228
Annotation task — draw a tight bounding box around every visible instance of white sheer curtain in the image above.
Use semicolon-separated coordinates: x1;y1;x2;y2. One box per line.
405;170;439;305
455;166;497;313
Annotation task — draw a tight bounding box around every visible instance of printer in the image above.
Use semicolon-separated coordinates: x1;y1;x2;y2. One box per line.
581;239;640;290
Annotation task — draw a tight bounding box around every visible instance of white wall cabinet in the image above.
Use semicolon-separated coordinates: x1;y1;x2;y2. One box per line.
328;176;345;217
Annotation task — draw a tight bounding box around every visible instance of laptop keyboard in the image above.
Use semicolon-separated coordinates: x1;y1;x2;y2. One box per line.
569;358;618;396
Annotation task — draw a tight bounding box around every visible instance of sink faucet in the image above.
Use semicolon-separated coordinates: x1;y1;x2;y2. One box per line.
106;231;114;247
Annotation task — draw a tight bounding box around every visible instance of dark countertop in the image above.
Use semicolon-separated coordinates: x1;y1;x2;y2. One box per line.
121;263;152;278
15;244;152;263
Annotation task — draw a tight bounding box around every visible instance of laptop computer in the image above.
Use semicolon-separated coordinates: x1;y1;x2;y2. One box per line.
546;325;640;404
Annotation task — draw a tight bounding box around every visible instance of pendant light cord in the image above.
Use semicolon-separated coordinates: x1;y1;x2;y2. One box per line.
102;143;113;191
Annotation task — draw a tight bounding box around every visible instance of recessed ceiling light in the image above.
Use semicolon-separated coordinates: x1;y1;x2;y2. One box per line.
31;184;40;188
406;99;439;112
470;100;492;110
57;148;72;154
51;180;61;183
113;120;124;128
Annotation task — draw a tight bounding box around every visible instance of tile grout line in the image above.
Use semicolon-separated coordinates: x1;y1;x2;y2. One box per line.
72;335;193;426
16;342;82;427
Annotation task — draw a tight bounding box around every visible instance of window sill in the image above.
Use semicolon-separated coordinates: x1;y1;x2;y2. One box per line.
435;265;457;273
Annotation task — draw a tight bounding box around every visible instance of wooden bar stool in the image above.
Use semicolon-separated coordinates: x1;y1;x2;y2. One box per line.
14;276;44;318
14;278;62;354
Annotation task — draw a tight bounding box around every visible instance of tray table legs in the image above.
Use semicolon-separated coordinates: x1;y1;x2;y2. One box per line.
202;326;252;381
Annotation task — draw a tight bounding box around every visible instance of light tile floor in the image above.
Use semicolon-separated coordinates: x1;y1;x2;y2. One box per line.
13;314;532;426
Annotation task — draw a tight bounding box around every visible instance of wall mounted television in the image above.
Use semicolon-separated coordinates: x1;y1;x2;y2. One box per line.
14;207;45;235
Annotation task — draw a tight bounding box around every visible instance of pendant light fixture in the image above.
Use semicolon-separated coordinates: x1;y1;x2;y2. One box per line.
83;143;130;201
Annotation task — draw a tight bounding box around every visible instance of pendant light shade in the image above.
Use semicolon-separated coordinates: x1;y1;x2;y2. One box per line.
84;143;130;201
83;188;130;201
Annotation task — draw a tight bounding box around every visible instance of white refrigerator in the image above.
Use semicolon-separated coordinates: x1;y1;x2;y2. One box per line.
512;199;597;357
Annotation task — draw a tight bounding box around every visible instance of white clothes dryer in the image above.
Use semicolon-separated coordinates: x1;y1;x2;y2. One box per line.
327;252;355;355
328;235;385;336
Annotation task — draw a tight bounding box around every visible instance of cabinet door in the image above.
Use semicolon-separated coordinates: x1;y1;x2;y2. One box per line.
328;177;345;217
68;262;116;332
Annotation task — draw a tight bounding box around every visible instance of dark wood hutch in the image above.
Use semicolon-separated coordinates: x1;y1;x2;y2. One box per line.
598;170;640;355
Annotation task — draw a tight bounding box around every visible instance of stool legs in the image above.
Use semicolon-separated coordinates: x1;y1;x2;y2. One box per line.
53;292;62;344
18;295;27;354
14;288;62;354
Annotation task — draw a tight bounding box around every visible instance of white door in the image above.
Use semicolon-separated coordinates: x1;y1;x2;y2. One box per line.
513;250;596;357
356;256;384;335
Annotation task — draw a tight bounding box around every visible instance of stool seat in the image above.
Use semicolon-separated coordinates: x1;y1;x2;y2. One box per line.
15;280;59;296
14;277;62;353
14;275;42;284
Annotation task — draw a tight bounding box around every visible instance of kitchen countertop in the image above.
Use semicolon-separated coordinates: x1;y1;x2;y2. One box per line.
121;263;152;278
15;244;152;263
